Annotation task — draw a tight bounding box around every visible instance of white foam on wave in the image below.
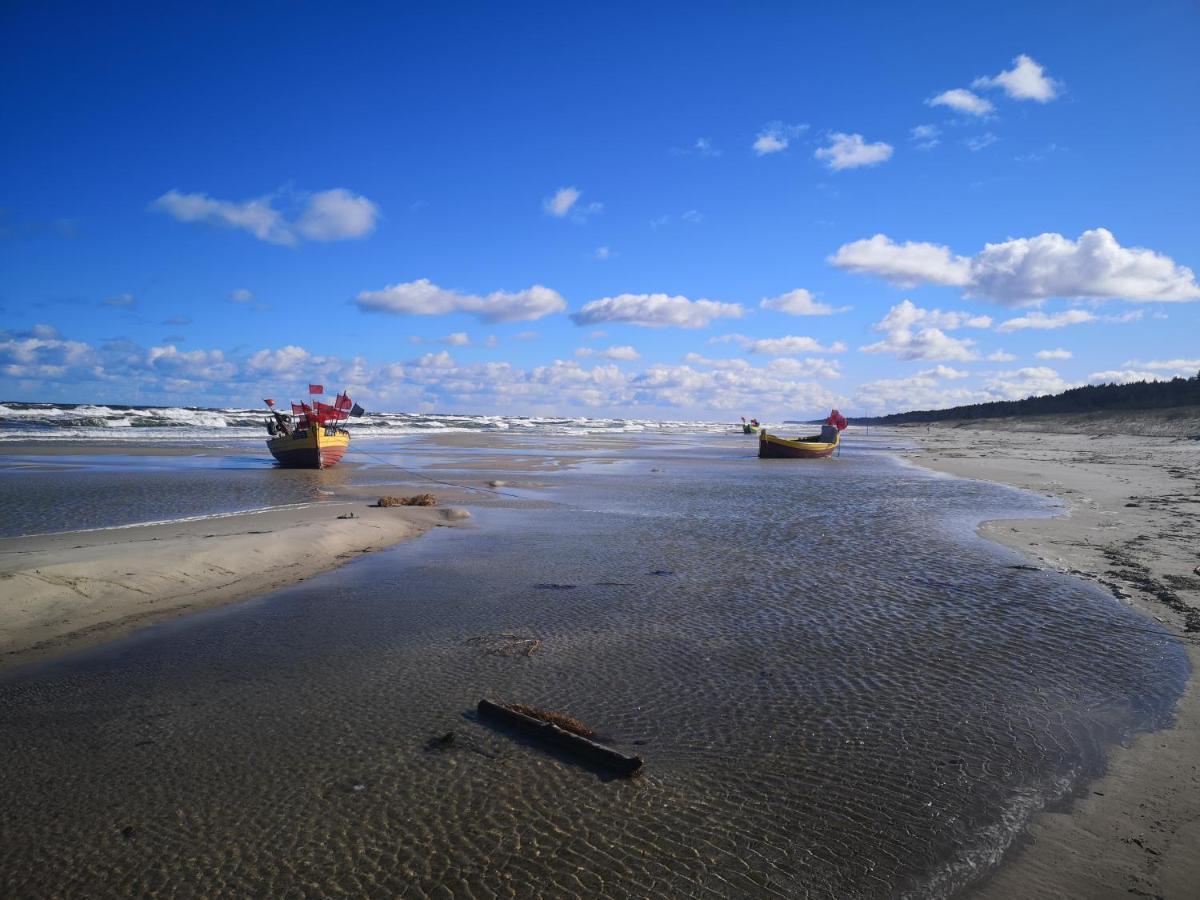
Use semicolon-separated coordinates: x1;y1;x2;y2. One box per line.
0;402;736;442
910;768;1080;900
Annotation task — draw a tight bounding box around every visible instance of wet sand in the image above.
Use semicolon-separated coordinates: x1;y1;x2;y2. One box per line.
900;420;1200;899
0;501;469;671
0;435;596;669
2;431;1188;898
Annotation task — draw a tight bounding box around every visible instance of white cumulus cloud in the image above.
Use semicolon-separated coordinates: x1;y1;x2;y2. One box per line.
759;288;847;316
765;357;843;379
1087;369;1175;385
754;133;787;155
753;121;808;156
29;324;61;339
859;299;990;361
831;228;1200;305
575;345;641;361
872;299;993;331
862;327;976;362
151;188;378;245
544;186;602;221
355;279;567;323
815;132;894;170
629;362;841;414
856;366;980;413
571;293;744;329
244;345;329;377
0;329;95;380
970;230;1200;304
601;345;640;361
830;235;971;287
544;186;580;217
0;327;853;420
974;54;1060;102
293;188;380;241
983;366;1072;399
1035;348;1072;359
152;190;290;244
927;89;994;117
147;344;237;381
681;353;751;371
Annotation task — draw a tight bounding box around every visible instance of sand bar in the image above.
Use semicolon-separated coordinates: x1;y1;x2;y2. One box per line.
0;500;469;672
0;431;595;672
899;419;1199;899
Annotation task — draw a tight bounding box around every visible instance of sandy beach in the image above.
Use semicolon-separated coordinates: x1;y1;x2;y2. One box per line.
0;500;470;672
899;417;1200;899
0;423;1196;897
0;429;627;675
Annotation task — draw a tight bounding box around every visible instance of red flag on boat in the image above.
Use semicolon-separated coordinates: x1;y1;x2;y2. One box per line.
334;392;353;411
308;383;324;395
827;409;848;431
314;401;347;424
289;402;311;427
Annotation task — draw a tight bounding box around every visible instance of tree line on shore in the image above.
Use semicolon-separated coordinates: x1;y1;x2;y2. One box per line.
851;372;1200;425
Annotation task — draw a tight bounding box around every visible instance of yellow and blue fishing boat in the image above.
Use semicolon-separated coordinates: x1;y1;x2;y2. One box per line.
263;386;361;468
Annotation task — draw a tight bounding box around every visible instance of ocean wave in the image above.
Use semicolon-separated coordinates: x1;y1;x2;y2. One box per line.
0;401;734;441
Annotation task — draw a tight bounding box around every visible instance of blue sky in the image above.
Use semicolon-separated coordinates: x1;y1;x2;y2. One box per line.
2;0;1198;419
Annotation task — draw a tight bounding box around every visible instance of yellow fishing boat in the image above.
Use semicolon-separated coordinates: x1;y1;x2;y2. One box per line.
266;422;350;468
758;429;839;458
263;386;361;468
757;409;847;459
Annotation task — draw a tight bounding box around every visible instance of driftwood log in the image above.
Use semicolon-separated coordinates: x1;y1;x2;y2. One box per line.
476;699;643;777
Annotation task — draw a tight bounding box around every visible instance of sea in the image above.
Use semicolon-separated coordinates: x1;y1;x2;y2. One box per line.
0;409;1188;898
0;400;729;441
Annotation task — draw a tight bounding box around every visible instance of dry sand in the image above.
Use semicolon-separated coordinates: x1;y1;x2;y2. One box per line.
0;501;469;672
896;419;1200;900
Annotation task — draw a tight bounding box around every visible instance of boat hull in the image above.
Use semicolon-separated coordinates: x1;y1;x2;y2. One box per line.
758;431;838;459
267;426;350;468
